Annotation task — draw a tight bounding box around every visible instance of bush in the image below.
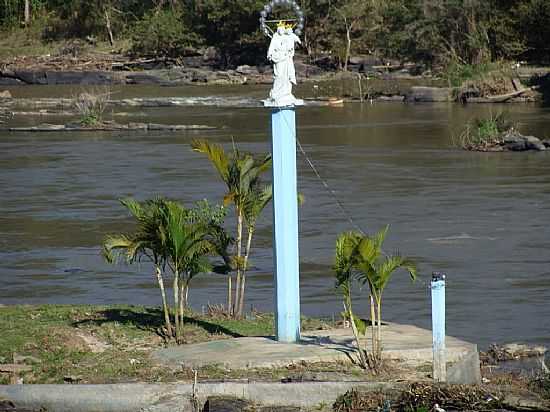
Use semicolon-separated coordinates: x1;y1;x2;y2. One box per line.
453;112;513;149
74;89;109;126
130;10;202;58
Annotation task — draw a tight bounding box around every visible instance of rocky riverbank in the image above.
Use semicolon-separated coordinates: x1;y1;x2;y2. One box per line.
6;122;216;132
461;129;550;152
1;52;548;103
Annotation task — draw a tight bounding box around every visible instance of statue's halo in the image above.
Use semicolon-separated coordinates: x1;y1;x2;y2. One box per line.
259;0;304;37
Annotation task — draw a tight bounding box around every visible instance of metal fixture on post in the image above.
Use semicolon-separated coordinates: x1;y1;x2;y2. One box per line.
260;0;304;343
431;272;447;382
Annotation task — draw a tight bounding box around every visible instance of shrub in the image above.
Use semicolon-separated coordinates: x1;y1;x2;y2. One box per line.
73;89;109;126
130;9;202;58
453;112;513;149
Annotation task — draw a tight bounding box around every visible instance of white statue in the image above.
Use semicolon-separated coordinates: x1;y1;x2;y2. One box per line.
264;23;304;107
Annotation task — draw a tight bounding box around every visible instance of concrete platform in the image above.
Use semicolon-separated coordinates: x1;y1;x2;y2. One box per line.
152;323;480;384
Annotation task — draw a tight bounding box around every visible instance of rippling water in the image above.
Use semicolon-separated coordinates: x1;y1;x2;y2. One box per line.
1;85;549;349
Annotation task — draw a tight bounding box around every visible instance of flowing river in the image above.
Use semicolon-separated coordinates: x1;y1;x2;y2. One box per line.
1;84;549;349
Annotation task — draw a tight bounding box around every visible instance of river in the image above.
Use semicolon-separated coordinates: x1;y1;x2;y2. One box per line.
1;84;549;349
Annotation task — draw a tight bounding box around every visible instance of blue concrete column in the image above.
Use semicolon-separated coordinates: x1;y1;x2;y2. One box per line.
271;107;301;343
431;272;447;382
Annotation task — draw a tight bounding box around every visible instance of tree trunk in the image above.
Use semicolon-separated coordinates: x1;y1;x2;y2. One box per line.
173;271;181;343
179;277;185;333
227;275;232;315
370;294;376;358
104;7;114;47
376;298;382;362
24;0;30;27
155;267;173;337
344;25;352;72
237;227;254;317
183;280;189;309
344;300;368;369
233;210;243;317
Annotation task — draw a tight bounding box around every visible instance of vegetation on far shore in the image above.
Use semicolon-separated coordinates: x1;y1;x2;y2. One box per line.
1;0;549;79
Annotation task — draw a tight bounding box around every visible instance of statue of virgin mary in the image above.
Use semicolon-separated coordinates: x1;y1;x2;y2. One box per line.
264;23;304;107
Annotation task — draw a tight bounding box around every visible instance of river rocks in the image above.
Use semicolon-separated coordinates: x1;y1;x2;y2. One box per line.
503;130;546;151
462;128;548;152
236;65;258;75
125;73;170;86
7;122;216;132
525;135;547;151
543;139;550;148
0;90;11;99
406;86;452;102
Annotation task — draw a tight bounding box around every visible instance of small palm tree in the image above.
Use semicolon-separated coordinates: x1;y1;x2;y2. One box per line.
103;198;228;344
191;139;271;318
335;226;417;367
159;200;215;343
335;231;371;369
236;185;273;317
102;198;173;337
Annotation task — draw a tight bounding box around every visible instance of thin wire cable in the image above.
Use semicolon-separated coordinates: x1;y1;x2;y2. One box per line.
276;110;366;234
278;110;398;258
295;138;366;236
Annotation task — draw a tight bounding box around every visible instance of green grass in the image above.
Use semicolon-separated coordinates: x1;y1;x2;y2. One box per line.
0;305;336;384
452;112;513;150
444;60;511;88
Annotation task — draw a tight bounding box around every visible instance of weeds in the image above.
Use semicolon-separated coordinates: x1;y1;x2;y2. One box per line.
530;370;550;399
73;89;110;126
453;112;513;150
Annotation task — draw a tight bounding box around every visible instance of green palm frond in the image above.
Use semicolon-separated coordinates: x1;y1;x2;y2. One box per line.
102;234;137;264
120;198;145;220
191;139;230;183
243;185;272;227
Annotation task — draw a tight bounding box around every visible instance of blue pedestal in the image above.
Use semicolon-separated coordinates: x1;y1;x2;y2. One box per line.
271;108;301;343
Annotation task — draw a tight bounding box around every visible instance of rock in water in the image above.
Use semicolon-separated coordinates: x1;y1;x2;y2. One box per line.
506;141;527;151
524;136;546;151
0;90;12;99
542;139;550;148
407;86;452;102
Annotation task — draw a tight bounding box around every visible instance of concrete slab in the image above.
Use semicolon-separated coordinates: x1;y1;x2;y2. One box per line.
152;323;479;383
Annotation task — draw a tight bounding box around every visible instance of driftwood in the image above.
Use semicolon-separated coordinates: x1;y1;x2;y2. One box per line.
6;122;216;132
467;87;532;103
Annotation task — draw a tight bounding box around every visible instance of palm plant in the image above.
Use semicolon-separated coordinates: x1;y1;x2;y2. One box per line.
191;139;271;318
237;185;273;317
335;231;371;369
102;198;173;337
103;197;228;344
158;200;214;343
335;226;417;368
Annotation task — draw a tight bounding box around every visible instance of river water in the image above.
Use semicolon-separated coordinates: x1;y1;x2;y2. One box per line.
1;85;549;349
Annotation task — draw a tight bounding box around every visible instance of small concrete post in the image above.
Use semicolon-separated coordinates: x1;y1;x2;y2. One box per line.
431;272;446;382
271;107;300;343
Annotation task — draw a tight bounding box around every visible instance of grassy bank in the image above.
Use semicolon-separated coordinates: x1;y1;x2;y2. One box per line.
0;304;336;384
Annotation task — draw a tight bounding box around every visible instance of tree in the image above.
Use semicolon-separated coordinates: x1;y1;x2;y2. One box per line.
102;198;174;338
238;184;272;317
159;200;215;343
24;0;30;27
329;0;369;71
191;139;271;318
103;197;228;344
335;226;416;368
